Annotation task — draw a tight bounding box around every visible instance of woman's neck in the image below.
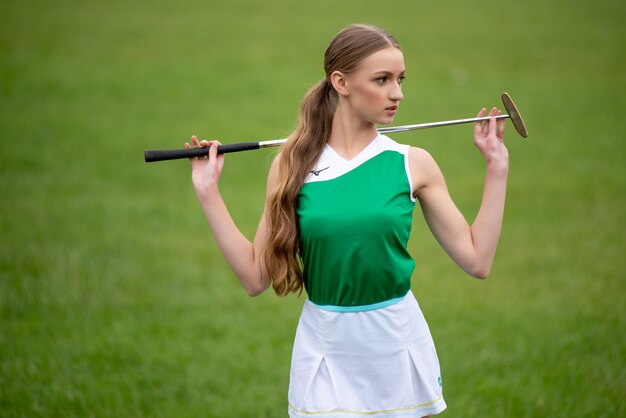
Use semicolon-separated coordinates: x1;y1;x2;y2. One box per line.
327;107;378;161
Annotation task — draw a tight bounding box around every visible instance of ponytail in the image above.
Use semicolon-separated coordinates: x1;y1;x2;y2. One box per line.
263;78;336;296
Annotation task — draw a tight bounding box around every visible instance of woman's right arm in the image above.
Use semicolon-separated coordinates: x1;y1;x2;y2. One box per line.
185;136;278;296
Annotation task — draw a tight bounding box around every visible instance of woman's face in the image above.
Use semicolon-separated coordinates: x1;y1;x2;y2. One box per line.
343;47;406;126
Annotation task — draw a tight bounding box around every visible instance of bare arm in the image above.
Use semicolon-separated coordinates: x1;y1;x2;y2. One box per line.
185;136;278;296
410;107;508;278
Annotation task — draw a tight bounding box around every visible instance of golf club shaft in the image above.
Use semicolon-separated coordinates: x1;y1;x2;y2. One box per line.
378;114;509;133
144;114;510;162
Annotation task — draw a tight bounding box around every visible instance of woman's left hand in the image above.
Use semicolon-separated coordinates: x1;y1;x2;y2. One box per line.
474;107;509;168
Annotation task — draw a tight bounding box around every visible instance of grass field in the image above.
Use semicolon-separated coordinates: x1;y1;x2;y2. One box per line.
1;0;625;416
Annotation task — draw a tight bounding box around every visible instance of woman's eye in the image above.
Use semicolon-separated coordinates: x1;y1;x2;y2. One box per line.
375;75;405;85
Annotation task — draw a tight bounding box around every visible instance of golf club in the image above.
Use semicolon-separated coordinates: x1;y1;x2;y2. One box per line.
144;92;528;163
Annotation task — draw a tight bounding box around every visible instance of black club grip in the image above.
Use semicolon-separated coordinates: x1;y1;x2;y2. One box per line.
144;142;260;162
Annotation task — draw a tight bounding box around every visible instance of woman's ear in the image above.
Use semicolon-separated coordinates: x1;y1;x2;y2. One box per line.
330;70;350;96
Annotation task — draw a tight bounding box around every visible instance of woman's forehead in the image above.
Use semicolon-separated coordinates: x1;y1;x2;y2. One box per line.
356;47;405;73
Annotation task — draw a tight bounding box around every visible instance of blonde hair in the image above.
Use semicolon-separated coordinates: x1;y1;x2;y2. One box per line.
264;24;401;296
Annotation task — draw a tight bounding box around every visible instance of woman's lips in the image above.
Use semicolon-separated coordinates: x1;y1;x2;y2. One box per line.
385;106;398;114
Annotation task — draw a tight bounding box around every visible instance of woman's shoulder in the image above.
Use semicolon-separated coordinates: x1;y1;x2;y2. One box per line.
407;146;444;192
407;146;435;164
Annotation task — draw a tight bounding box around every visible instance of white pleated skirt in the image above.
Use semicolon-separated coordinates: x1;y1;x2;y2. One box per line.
288;291;447;418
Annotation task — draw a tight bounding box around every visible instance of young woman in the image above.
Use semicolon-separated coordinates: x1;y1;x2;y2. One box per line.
185;24;508;418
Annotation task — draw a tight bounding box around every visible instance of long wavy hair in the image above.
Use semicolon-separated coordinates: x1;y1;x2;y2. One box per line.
263;24;401;296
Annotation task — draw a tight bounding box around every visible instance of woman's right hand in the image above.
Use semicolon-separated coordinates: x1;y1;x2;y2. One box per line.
185;135;225;201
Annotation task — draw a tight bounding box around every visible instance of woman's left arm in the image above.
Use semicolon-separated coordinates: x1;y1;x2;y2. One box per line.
411;107;508;278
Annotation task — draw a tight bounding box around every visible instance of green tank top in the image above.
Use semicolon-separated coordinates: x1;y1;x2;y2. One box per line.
296;134;416;311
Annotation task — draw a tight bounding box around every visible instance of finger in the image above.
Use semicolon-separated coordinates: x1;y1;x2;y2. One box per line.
496;110;506;140
208;140;223;156
481;107;490;134
185;142;196;163
192;135;200;147
474;107;487;137
208;140;219;161
488;107;497;135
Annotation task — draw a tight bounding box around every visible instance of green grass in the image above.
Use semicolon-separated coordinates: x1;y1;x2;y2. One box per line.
1;0;624;416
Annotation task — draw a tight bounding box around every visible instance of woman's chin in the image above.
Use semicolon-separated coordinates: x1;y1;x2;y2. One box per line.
377;117;396;127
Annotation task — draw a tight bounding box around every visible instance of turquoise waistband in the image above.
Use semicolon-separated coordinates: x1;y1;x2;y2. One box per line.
309;292;408;313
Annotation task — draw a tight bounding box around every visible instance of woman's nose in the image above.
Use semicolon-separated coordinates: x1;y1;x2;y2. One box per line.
390;83;403;101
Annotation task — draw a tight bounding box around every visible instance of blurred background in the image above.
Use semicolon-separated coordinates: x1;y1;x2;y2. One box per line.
1;0;624;416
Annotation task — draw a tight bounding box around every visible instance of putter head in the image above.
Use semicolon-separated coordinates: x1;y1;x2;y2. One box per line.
501;92;529;138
